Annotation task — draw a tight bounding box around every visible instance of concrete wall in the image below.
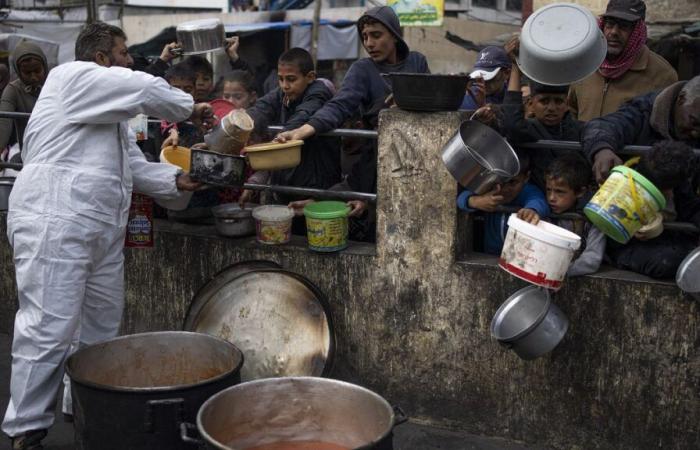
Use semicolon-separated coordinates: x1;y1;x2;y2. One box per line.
533;0;700;23
1;110;699;449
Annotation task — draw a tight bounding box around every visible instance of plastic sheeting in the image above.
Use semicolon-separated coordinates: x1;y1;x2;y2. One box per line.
290;23;358;60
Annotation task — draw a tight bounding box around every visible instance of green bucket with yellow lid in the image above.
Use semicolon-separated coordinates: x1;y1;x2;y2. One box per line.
584;165;666;244
303;201;351;252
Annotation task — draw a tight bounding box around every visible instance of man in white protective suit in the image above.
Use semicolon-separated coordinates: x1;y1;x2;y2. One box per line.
2;22;212;449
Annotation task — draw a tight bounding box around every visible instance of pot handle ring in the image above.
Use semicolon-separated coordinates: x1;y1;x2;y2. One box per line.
181;422;205;447
392;405;409;427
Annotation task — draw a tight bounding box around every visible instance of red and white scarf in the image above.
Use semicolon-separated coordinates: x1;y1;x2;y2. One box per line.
598;17;647;80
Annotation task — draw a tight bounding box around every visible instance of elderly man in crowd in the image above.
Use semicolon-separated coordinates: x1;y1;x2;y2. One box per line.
3;22;210;450
568;0;678;121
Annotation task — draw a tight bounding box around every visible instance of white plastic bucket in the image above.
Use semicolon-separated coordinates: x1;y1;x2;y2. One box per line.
499;214;581;290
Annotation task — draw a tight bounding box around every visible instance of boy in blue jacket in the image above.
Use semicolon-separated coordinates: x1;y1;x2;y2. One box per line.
457;150;550;255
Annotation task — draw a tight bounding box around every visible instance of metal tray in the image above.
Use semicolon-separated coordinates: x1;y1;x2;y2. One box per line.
190;148;247;187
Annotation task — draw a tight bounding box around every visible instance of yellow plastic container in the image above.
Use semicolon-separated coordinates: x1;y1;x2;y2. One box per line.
160;146;191;171
157;146;192;211
584;166;666;244
244;140;303;171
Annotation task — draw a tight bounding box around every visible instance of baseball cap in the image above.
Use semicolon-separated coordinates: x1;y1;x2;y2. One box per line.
602;0;646;22
469;46;511;81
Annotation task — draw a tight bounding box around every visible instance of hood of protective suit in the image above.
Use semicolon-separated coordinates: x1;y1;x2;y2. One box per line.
10;40;48;95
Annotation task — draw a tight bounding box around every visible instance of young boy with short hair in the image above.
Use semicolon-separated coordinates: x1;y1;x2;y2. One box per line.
244;47;341;209
161;62;203;149
457;150;550;255
184;55;215;102
545;154;605;277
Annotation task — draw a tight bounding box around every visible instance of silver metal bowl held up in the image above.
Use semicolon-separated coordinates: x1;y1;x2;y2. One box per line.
181;377;407;450
441;120;520;194
490;286;569;360
518;3;607;86
176;19;225;55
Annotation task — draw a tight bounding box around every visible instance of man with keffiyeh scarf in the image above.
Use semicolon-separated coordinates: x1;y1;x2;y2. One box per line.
567;0;677;122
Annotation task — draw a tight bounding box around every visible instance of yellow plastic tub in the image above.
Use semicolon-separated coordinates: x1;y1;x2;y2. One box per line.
244;140;302;171
157;145;192;211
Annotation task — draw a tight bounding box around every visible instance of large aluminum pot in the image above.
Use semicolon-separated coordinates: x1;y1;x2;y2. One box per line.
519;3;606;86
176;19;225;55
211;202;257;237
441;120;520;194
0;177;13;210
490;286;568;360
65;331;244;450
181;377;407;450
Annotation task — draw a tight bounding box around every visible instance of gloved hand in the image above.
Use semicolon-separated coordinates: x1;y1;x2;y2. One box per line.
593;148;623;184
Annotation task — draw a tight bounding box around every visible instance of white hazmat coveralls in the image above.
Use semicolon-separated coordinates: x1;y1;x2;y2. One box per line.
2;61;194;436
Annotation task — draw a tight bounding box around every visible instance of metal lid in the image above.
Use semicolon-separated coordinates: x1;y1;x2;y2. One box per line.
184;264;334;381
676;247;700;293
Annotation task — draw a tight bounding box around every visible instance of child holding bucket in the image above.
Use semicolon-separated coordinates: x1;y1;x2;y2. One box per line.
457;149;550;255
545;154;606;277
605;141;700;279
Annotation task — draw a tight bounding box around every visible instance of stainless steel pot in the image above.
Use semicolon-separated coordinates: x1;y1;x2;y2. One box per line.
441;120;520;194
176;19;225;55
490;286;568;360
65;331;244;450
211;202;257;237
0;177;13;211
676;247;700;300
203;110;254;155
181;377;407;450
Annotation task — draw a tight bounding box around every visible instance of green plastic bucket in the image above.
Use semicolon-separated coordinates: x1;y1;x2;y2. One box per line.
303;201;351;252
584;166;666;244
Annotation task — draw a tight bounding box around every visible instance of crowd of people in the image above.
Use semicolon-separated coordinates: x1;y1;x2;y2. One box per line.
0;1;699;446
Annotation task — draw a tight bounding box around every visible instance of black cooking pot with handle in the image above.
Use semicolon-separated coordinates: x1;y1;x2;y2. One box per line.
382;73;470;112
65;331;244;450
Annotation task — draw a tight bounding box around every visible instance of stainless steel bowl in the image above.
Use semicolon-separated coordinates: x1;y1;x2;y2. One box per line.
519;3;607;86
441;120;520;194
176;19;225;56
676;247;700;300
491;286;568;360
211;203;257;237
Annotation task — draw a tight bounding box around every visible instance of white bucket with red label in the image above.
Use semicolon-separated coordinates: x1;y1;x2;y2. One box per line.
499;214;581;290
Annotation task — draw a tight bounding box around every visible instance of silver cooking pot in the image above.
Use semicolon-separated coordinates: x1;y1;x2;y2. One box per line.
176;19;225;56
490;286;568;360
211;203;257;237
0;177;14;211
441;120;520;194
181;377;407;449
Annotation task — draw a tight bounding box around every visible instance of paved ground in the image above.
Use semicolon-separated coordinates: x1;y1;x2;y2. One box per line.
0;333;532;450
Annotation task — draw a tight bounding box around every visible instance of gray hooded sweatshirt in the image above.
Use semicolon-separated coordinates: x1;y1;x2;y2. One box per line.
0;40;48;150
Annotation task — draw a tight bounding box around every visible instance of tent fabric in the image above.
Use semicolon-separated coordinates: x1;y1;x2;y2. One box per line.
290;23;359;60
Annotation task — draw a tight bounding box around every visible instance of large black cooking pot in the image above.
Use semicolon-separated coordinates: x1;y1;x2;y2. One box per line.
65;331;244;450
383;73;470;111
181;377;407;450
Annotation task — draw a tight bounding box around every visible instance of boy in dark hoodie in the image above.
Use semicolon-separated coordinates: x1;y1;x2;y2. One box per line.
0;40;49;153
275;6;429;239
245;47;341;210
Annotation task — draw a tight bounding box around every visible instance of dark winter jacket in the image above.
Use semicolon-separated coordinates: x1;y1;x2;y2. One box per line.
0;40;48;150
581;81;699;161
502;90;587;190
247;80;341;193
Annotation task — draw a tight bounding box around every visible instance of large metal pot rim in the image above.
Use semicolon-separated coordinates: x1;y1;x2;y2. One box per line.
491;286;552;342
196;377;396;450
65;331;244;393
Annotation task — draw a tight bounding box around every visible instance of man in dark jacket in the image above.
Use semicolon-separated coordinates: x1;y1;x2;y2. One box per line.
275;6;430;199
581;75;700;183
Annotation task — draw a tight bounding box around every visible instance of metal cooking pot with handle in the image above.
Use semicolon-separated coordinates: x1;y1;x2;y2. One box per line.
65;331;244;450
441;120;520;194
181;377;407;450
176;18;226;55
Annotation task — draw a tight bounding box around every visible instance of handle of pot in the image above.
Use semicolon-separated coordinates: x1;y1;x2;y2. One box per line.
145;397;184;433
180;422;206;447
392;405;409;427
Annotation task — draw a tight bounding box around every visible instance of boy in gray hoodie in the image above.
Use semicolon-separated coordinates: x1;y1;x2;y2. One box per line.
0;40;49;153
